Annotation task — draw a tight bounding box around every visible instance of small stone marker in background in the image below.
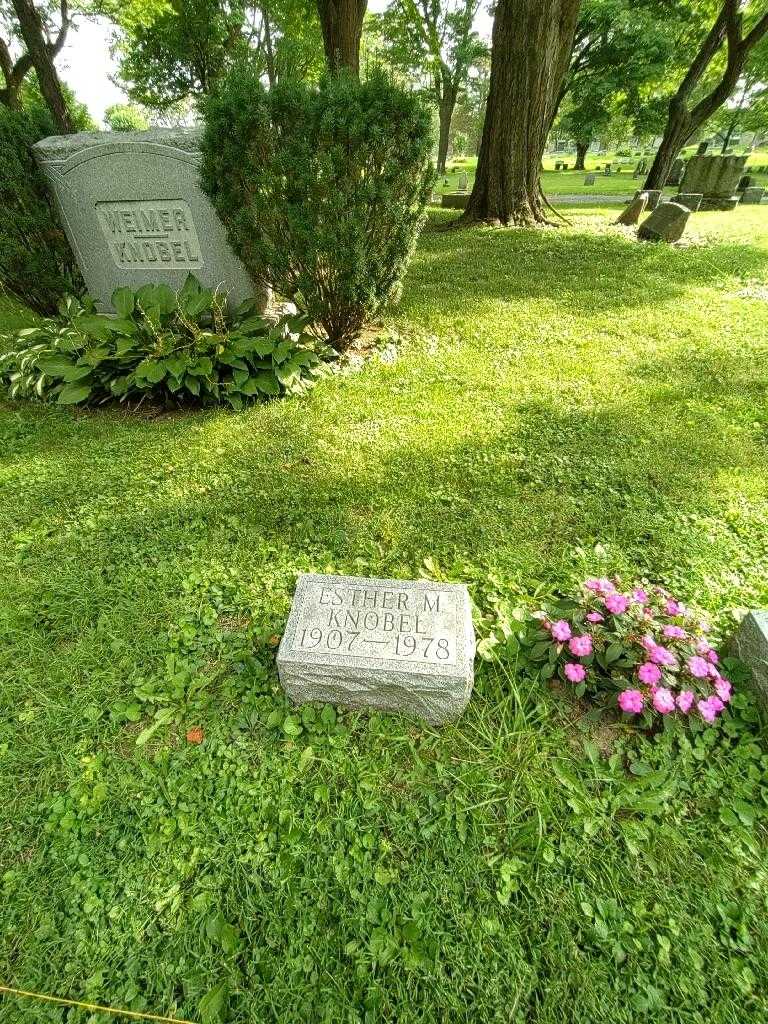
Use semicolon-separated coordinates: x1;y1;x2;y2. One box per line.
457;171;469;192
697;141;709;155
604;163;612;175
638;201;690;243
584;173;596;185
666;157;684;186
616;193;647;226
730;612;768;709
33;128;264;313
672;192;703;212
633;188;661;210
741;186;765;205
441;192;469;209
737;174;752;191
277;574;476;725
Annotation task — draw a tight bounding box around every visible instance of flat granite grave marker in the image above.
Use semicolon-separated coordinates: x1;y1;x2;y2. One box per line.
277;573;476;724
33;128;265;313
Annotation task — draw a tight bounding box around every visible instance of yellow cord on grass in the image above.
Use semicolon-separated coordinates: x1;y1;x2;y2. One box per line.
0;984;197;1023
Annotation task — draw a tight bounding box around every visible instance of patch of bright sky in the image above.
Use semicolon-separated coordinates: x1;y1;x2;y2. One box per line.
58;2;493;126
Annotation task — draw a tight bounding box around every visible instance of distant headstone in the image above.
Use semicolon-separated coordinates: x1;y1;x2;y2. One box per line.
741;186;765;205
616;193;648;226
457;171;469;192
604;163;612;175
737;174;752;191
679;153;747;210
441;192;470;209
277;574;476;725
634;158;648;177
666;157;684;186
638;201;690;243
33;129;265;313
697;141;709;155
673;193;703;212
633;188;662;210
730;611;768;709
584;173;597;185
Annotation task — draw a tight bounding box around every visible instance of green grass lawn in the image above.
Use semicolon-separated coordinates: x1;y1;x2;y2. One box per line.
3;207;768;1022
437;151;768;198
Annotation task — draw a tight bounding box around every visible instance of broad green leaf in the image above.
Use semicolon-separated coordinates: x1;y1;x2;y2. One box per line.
185;374;201;396
57;382;92;405
61;364;92;383
253;372;281;396
135;360;166;383
112;287;135;318
199;980;229;1024
37;355;74;377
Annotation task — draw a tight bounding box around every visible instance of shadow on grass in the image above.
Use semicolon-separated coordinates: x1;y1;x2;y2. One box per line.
412;210;768;319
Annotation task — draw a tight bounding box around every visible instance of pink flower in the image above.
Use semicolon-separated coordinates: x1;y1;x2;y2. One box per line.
632;588;649;603
618;689;644;714
665;599;682;616
551;620;572;643
584;578;602;591
564;663;586;683
697;696;724;723
677;690;695;713
638;662;662;686
598;577;616;595
663;625;686;640
687;656;710;679
707;663;721;680
587;612;604;623
696;640;711;655
699;621;711;633
714;678;732;703
569;635;593;657
604;593;630;615
648;645;677;668
706;649;719;664
653;687;676;714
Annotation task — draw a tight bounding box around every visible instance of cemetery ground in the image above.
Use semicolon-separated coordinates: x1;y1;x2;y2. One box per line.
2;205;768;1022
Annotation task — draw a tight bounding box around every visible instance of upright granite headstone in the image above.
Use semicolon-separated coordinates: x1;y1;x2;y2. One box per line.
457;171;469;192
441;192;469;209
666;157;684;186
33;128;265;313
584;173;596;185
638;201;690;243
730;611;768;709
616;193;647;225
679;154;748;211
633;188;661;210
741;186;765;205
277;574;476;725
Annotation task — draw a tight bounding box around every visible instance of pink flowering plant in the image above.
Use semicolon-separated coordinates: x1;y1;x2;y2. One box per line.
522;577;732;728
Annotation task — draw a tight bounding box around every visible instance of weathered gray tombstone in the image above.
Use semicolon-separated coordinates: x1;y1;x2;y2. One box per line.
604;163;612;175
638;201;690;243
737;174;752;191
441;192;469;209
33;128;265;313
277;573;476;725
666;157;684;186
679;154;748;210
741;186;765;205
633;188;662;210
730;612;768;709
584;173;597;185
616;193;648;225
457;171;469;192
672;192;703;212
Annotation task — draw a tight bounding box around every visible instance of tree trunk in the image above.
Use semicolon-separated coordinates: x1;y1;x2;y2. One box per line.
644;98;690;190
574;139;588;170
436;82;458;174
316;0;367;77
10;0;72;132
458;0;581;227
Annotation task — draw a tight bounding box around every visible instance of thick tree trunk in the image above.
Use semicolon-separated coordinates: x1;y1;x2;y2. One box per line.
436;83;457;174
458;0;581;227
10;0;72;132
574;139;589;170
316;0;367;77
644;99;690;190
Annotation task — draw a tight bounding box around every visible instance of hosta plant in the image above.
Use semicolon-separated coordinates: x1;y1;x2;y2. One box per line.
0;275;328;409
519;578;732;728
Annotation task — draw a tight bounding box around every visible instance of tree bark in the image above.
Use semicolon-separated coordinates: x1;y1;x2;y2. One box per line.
316;0;367;77
10;0;72;131
574;138;589;170
644;1;768;191
437;80;458;174
1;0;69;112
458;0;581;227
